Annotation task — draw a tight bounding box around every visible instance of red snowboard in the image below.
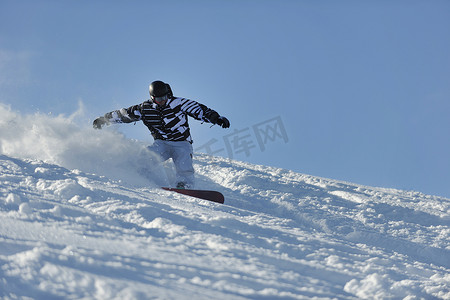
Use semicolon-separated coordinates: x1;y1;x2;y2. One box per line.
162;187;225;204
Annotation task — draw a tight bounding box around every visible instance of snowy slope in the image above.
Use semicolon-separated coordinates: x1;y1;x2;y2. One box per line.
1;104;449;299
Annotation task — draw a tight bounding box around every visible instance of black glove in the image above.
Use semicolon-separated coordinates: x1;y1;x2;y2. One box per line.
207;111;220;124
217;116;230;128
93;117;108;129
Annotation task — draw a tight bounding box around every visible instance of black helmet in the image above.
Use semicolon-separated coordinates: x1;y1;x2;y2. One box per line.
149;80;169;97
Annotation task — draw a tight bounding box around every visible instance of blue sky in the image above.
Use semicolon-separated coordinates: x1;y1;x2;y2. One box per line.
1;0;449;198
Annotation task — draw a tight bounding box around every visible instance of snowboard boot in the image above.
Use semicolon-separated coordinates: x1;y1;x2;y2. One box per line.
176;182;186;189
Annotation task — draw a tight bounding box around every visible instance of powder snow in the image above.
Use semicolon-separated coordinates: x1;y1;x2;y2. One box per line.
0;104;449;299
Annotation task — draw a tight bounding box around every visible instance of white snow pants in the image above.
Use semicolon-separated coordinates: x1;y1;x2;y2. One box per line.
148;140;195;187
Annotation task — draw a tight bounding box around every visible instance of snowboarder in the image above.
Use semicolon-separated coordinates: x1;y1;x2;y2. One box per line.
93;80;230;189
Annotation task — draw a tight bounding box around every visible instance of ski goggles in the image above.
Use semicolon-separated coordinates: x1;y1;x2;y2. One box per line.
151;94;169;103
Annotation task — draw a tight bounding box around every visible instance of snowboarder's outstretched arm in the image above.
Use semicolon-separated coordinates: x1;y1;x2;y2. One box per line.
202;108;230;128
177;98;230;128
93;105;142;129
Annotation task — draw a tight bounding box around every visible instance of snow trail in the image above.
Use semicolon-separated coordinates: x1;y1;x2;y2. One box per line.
0;103;165;186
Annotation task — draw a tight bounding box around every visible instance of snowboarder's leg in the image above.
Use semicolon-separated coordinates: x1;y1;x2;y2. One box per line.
145;140;174;185
147;140;172;161
172;141;195;188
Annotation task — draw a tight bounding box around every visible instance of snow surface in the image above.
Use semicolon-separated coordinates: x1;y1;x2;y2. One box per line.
0;103;449;299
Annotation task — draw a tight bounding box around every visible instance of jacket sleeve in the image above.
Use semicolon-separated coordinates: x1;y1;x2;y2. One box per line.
104;104;142;124
179;98;219;123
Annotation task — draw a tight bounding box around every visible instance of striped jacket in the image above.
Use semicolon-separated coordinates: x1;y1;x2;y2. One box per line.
104;97;219;143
